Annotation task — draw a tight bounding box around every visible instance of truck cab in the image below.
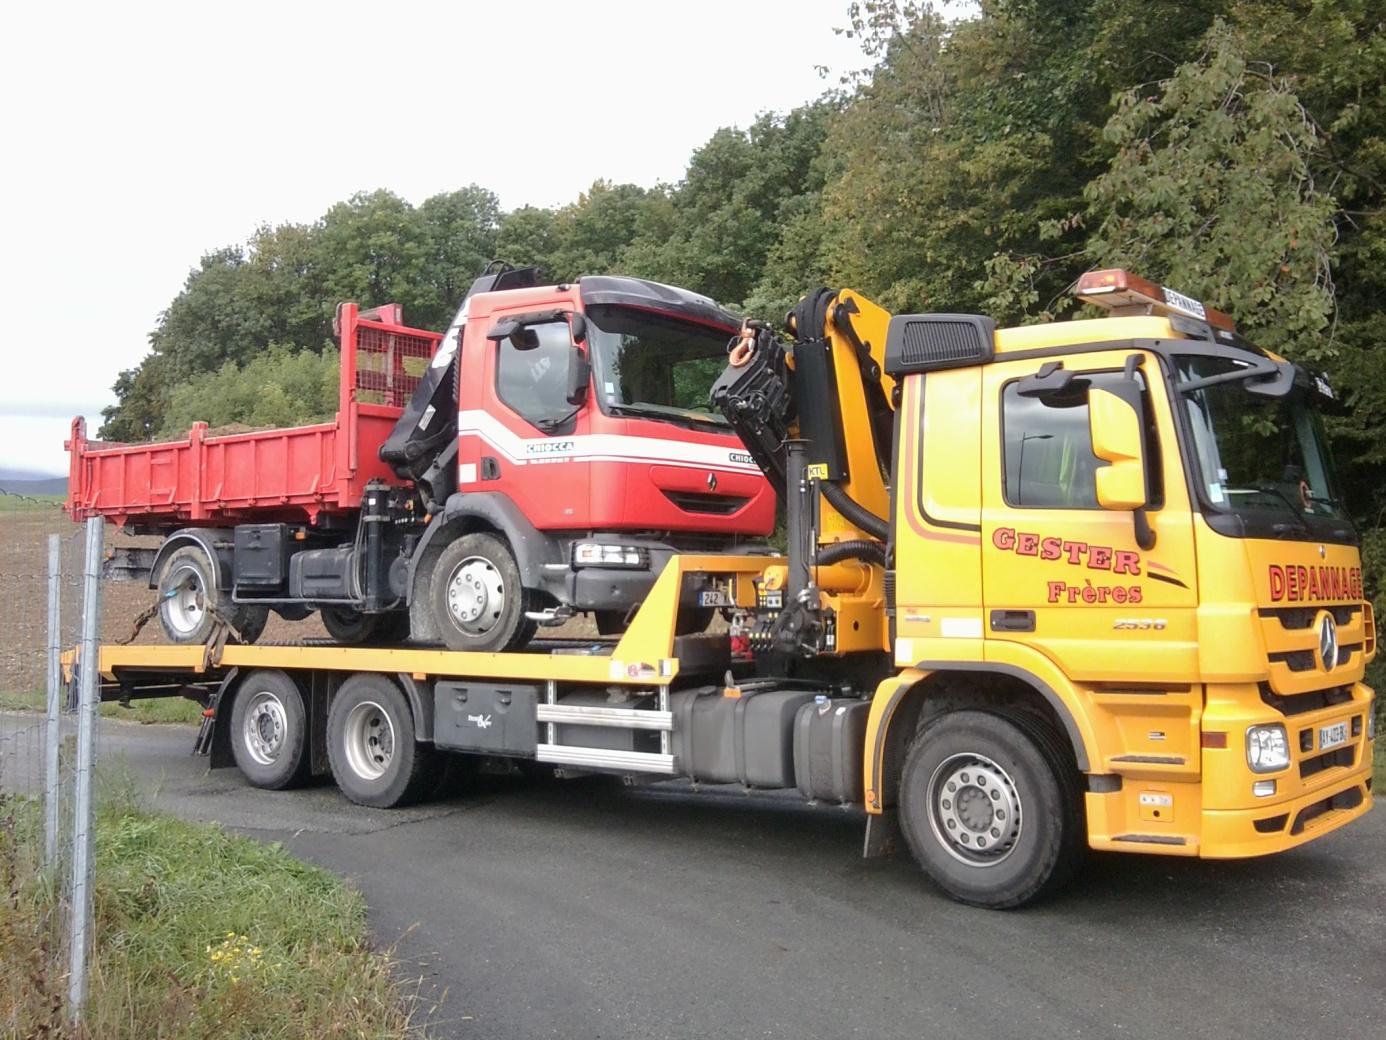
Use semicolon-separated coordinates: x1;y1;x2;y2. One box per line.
385;272;774;651
712;270;1374;903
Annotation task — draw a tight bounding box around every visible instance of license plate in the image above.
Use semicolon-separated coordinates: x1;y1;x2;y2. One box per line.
698;589;730;607
1319;721;1349;752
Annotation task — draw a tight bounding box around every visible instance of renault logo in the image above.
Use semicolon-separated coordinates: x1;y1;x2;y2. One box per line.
1317;611;1339;672
706;472;718;492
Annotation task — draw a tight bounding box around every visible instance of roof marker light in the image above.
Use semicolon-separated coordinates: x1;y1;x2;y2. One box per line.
1076;269;1236;332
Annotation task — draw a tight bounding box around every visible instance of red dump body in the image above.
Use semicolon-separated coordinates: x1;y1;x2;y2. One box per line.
67;305;438;529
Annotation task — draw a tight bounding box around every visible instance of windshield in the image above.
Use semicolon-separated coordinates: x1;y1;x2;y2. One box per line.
1176;355;1350;534
585;304;731;428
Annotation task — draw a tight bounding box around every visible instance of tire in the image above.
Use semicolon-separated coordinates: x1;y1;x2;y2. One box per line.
156;544;267;645
320;607;381;645
428;532;532;652
327;674;437;808
897;709;1083;909
227;669;310;790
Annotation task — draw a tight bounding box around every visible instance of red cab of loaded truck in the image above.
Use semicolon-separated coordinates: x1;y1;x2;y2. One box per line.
68;266;774;651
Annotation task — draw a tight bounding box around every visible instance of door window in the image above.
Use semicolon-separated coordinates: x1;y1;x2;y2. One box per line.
1001;371;1160;509
495;321;575;432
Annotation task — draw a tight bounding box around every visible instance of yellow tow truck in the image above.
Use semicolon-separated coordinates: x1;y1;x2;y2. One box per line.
90;270;1375;907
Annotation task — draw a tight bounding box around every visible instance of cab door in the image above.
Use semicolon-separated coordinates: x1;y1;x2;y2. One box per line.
979;347;1200;687
465;313;591;530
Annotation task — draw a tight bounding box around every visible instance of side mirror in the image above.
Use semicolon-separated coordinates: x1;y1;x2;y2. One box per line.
566;346;590;405
1088;387;1148;511
570;312;587;344
486;318;518;341
484;318;543;349
509;328;541;351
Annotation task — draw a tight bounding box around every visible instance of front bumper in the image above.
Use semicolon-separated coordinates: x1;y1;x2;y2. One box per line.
1086;680;1374;858
540;541;714;613
1200;768;1372;858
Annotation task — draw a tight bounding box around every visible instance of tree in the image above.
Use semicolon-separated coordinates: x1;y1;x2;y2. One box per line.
157;346;340;437
1084;20;1338;358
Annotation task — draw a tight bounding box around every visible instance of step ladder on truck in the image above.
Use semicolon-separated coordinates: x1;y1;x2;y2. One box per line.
77;271;1377;908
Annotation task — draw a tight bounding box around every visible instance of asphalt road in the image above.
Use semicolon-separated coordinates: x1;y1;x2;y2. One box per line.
8;715;1385;1039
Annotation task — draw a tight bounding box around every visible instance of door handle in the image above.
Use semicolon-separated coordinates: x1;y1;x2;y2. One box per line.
990;609;1036;633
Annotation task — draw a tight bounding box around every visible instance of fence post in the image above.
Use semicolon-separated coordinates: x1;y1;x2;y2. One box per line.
43;533;62;870
68;516;103;1023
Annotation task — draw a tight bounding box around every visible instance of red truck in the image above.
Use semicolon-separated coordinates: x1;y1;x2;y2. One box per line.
68;266;775;651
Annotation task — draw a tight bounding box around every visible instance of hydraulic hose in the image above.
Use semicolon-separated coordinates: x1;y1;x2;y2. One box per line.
821;480;889;542
815;539;886;568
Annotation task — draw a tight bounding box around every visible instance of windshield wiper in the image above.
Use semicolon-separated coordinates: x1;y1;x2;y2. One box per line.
1228;484;1312;532
609;402;727;427
534;408;580;432
1177;356;1293;396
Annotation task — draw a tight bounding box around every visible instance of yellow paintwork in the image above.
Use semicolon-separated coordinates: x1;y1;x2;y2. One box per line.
866;312;1373;859
783;288;896;655
90;305;1374;865
95;554;773;687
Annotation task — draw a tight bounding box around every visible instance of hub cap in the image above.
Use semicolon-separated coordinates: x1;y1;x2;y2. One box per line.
162;564;206;635
343;700;395;781
445;556;505;636
926;752;1023;867
241;691;287;766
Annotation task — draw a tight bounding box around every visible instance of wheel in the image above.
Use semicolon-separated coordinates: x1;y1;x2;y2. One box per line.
156;544;267;645
897;709;1083;909
228;669;310;790
428;532;532;652
320;607;381;644
326;674;437;808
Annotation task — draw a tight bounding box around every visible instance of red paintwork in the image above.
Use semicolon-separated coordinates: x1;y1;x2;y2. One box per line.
457;286;775;536
66;304;435;528
68;287;775;538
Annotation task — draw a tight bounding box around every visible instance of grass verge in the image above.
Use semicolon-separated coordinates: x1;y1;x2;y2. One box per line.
0;689;205;725
1;791;417;1039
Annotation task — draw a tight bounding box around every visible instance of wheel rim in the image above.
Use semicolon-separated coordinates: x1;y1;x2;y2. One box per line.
342;700;395;781
241;690;287;767
161;563;207;635
444;556;506;637
925;752;1024;867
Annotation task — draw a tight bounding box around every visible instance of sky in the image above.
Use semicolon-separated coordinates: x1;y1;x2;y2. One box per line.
0;0;867;477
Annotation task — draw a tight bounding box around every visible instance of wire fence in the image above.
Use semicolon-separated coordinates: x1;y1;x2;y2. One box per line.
0;489;103;1025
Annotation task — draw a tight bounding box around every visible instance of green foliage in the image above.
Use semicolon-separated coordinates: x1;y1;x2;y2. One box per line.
158;346;339;438
101;186;501;439
1084;20;1337;358
101;0;1386;620
1;795;416;1038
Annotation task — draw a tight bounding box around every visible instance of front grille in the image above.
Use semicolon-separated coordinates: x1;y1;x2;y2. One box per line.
1290;786;1364;835
1258;605;1359;630
1299;745;1355;780
1259;682;1353;716
662;490;749;516
1267;644;1361;673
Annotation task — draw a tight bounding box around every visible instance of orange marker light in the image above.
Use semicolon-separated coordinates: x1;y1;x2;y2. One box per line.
1076;269;1236;332
1201;731;1228;749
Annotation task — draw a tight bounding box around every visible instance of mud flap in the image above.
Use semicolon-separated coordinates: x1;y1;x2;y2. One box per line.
863;808;901;859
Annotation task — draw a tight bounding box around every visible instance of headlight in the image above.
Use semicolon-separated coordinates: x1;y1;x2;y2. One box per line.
572;542;649;569
1245;724;1290;774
